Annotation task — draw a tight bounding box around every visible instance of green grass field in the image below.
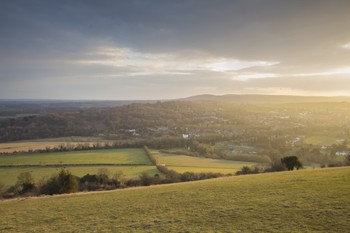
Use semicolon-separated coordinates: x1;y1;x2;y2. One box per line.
25;136;107;142
0;167;349;232
0;166;159;186
0;148;156;186
0;141;73;153
0;148;151;166
0;137;111;153
151;150;256;174
304;135;340;146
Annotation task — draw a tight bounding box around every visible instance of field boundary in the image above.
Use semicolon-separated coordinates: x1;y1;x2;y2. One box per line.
0;163;151;168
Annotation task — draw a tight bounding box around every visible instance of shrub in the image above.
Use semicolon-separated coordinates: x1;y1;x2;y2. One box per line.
328;162;343;167
139;173;154;186
15;172;36;194
236;165;265;175
125;178;140;187
344;155;350;166
80;174;99;191
113;171;125;188
0;182;4;198
180;172;198;182
281;156;303;171
97;168;111;187
40;169;78;195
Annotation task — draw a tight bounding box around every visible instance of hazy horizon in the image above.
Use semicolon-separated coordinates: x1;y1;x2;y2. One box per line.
2;93;350;102
1;0;350;99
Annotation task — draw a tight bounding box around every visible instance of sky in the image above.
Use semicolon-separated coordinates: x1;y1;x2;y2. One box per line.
1;0;350;100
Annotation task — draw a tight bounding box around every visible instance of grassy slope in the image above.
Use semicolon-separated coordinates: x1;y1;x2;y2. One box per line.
152;150;256;174
1;167;349;232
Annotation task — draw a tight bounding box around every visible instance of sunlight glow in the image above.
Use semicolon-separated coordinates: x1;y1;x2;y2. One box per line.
74;46;279;76
294;67;350;77
202;60;278;72
342;42;350;49
234;73;279;81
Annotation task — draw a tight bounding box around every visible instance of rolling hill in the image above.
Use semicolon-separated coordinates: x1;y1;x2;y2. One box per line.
1;167;349;232
184;94;350;104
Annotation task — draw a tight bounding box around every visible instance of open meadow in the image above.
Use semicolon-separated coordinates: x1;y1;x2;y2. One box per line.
0;137;111;153
304;135;341;146
151;149;256;174
0;167;349;232
0;148;156;186
0;148;151;166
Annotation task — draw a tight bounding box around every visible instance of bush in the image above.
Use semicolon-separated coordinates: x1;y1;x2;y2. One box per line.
15;172;36;195
125;178;140;187
0;182;4;198
236;165;265;175
97;168;111;187
113;171;125;188
80;174;99;191
266;159;287;172
40;169;78;195
139;173;154;186
180;172;198;182
328;162;343;167
281;156;303;171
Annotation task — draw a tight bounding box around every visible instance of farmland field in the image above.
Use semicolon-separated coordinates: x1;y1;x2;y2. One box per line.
304;135;340;146
151;149;256;174
0;148;156;186
0;137;110;153
0;149;151;166
0;167;349;232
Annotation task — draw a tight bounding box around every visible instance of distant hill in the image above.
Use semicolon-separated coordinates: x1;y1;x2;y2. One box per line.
0;99;157;108
183;94;350;104
0;99;158;117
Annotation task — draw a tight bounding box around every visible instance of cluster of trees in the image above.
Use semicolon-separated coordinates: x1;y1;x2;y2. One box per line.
236;156;303;175
236;154;350;176
188;139;271;163
2;170;79;198
1;167;226;199
3;100;350;146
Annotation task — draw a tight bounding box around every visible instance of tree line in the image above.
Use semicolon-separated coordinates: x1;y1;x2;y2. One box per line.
0;168;227;199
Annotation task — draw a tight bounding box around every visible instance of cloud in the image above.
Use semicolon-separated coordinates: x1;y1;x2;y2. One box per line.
342;43;350;50
71;46;279;77
234;73;280;81
231;65;350;81
293;67;350;77
1;0;350;99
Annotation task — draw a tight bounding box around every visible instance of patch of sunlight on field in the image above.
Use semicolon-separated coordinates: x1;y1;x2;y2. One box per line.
151;149;256;173
0;142;69;153
304;135;340;146
26;136;107;142
0;167;349;232
0;149;151;166
152;150;256;168
167;166;237;174
0;166;159;187
0;137;111;153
